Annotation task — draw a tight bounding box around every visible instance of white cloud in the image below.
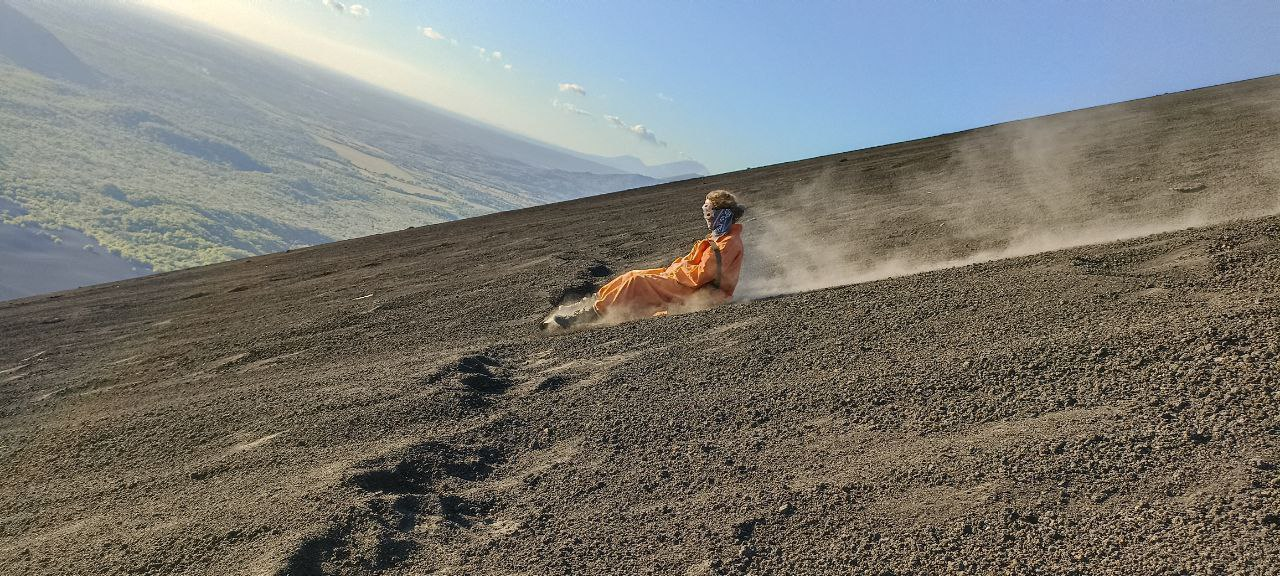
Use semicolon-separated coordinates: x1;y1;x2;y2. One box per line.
558;83;586;96
504;64;512;71
553;98;591;116
657;92;674;102
321;0;365;18
468;46;507;66
450;39;458;46
629;124;663;146
605;115;666;146
419;27;446;41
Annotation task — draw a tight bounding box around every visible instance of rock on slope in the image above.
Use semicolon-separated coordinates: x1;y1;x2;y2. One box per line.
0;77;1278;575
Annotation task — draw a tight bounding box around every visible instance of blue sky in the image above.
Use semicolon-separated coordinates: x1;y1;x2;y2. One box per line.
141;1;1280;174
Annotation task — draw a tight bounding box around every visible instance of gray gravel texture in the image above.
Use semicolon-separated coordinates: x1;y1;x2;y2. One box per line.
2;76;1279;575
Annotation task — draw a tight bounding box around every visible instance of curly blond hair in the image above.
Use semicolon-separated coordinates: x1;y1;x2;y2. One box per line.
705;190;746;220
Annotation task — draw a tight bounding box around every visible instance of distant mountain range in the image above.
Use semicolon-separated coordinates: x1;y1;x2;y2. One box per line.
572;154;708;180
0;0;696;300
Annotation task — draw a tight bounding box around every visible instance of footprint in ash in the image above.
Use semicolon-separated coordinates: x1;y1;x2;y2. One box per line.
277;442;508;575
423;353;518;408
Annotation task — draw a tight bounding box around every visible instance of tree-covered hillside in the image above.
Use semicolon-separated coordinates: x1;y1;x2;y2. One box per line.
0;1;661;277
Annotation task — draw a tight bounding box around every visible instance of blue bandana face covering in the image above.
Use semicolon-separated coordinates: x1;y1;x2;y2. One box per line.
710;208;735;237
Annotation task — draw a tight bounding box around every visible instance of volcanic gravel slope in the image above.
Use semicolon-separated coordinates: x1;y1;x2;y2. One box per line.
2;76;1280;575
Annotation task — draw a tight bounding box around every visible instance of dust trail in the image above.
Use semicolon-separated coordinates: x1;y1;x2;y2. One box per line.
736;100;1280;300
546;288;727;329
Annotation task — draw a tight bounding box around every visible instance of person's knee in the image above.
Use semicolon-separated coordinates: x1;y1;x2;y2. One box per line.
618;270;647;287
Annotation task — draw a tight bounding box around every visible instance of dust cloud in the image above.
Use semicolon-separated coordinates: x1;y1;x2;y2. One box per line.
736;104;1280;300
547;288;728;329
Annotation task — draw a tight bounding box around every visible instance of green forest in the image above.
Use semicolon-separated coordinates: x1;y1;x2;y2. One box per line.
0;2;657;273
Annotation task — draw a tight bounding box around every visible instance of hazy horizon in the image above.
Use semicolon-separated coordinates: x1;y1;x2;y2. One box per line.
128;0;1280;174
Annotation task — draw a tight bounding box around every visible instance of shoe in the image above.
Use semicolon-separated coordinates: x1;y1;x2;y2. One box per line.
543;300;598;330
557;306;598;328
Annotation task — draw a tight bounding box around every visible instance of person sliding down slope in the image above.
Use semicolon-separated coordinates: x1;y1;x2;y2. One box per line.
545;190;746;329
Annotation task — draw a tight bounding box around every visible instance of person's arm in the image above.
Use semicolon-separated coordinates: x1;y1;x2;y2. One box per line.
663;241;699;272
670;238;736;288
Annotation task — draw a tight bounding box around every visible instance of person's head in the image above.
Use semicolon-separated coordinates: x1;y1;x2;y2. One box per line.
702;190;746;229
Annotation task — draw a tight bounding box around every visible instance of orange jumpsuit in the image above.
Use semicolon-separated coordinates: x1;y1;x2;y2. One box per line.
593;223;744;319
